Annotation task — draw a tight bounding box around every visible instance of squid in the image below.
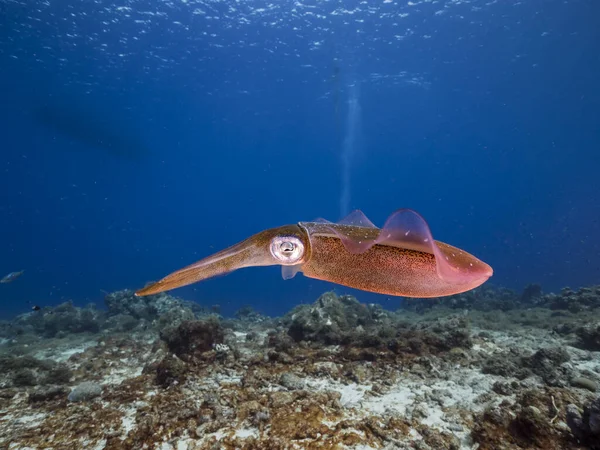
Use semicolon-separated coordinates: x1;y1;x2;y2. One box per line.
136;209;492;298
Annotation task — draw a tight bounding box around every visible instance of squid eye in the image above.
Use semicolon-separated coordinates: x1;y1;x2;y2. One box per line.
280;242;295;253
270;236;305;264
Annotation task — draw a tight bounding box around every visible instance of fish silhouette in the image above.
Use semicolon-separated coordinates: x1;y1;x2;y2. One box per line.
1;270;24;284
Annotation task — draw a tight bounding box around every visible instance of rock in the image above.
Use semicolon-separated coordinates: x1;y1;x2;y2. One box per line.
251;410;270;426
11;302;105;338
155;355;188;387
269;391;294;408
571;377;598;392
155;306;196;331
473;390;564;449
528;347;571;386
401;284;600;313
195;424;209;438
41;365;72;385
411;403;429;419
2;355;73;388
521;284;543;303
105;289;157;320
575;323;600;351
267;350;293;364
105;289;202;329
390;321;472;357
0;354;53;371
68;381;102;402
267;331;295;353
279;372;305;390
482;346;572;385
492;380;518;396
28;385;69;403
538;286;600;312
245;331;259;342
347;365;369;383
104;313;139;332
412;315;473;351
284;292;391;345
160;318;224;360
237;400;262;421
567;398;600;448
566;404;585;437
12;369;37;387
401;285;519;312
235;305;267;323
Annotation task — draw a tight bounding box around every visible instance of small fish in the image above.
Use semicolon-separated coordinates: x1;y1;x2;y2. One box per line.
31;305;41;311
136;209;493;298
1;270;24;284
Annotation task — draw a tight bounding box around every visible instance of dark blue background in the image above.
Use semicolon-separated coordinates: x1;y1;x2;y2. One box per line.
1;0;599;317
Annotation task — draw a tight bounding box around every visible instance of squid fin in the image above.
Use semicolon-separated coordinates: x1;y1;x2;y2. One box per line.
322;210;381;254
323;208;474;285
337;210;377;228
281;265;302;280
375;209;466;284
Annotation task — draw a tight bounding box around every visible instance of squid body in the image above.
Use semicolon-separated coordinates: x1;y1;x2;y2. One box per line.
136;209;492;298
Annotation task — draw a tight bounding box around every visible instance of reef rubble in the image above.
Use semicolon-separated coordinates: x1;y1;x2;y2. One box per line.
0;286;599;449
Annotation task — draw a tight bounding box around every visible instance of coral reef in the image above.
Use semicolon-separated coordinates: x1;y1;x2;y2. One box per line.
0;286;599;449
0;290;217;343
401;284;520;312
401;284;600;315
105;289;204;326
284;291;471;356
8;301;104;338
541;286;600;312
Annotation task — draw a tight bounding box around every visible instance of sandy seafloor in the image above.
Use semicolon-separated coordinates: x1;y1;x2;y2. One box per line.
0;286;599;450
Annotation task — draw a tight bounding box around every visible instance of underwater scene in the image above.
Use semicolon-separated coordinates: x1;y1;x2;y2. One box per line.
1;0;599;448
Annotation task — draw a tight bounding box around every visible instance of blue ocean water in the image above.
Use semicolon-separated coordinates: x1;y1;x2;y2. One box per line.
0;0;598;318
